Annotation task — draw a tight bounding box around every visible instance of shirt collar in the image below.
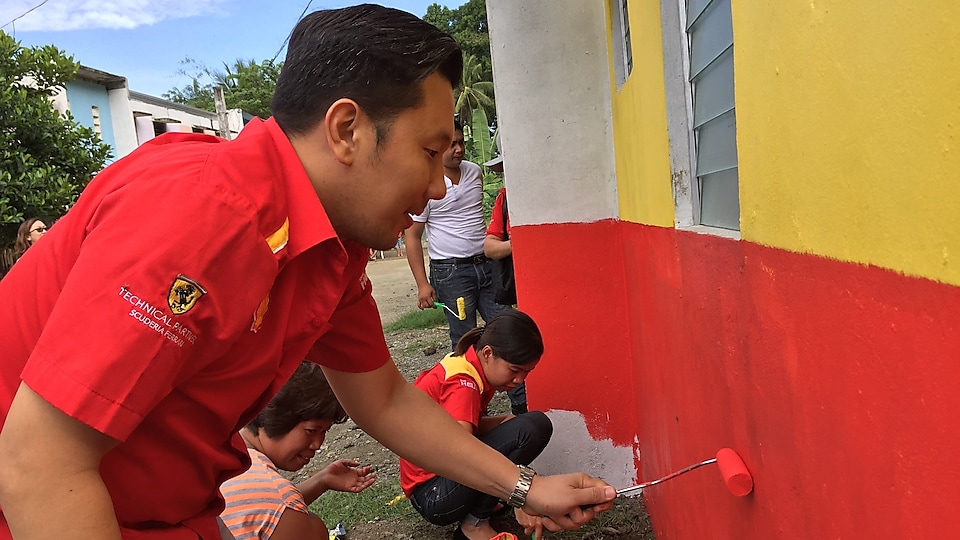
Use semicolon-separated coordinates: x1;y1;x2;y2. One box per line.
248;118;368;266
254;118;342;260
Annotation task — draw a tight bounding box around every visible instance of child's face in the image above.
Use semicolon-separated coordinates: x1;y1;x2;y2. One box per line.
261;419;334;471
478;345;538;393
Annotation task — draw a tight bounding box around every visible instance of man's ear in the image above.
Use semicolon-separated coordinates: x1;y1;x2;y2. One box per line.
324;99;368;165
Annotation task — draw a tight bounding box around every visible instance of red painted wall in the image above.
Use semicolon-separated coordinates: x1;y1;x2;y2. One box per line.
514;219;639;446
514;220;960;539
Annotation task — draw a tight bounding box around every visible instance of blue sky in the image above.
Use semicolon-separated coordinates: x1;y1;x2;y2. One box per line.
1;0;439;97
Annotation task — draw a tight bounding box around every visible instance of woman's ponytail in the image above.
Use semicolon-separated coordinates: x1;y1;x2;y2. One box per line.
458;310;543;366
454;326;485;356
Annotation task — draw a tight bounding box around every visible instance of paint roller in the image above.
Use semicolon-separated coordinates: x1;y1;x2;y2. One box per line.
433;297;466;320
582;447;752;511
616;447;753;498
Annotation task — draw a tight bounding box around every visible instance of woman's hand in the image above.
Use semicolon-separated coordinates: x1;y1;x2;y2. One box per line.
514;507;544;538
319;459;376;493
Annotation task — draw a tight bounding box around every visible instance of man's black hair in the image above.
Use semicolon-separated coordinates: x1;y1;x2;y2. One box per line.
272;4;463;142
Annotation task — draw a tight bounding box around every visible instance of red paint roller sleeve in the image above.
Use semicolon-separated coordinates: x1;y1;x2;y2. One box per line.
716;447;753;496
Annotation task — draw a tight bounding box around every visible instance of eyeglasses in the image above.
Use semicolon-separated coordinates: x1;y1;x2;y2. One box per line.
30;227;47;234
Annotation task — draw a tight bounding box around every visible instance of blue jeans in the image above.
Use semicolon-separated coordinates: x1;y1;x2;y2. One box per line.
409;412;553;525
429;259;509;348
430;259;526;411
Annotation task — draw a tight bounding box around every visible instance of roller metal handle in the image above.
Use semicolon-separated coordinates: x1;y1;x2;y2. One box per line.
616;456;718;497
581;456;719;510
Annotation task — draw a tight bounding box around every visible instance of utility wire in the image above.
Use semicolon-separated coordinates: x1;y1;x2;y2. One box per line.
2;0;51;30
271;0;314;63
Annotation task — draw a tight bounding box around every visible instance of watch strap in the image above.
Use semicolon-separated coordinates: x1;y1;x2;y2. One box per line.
506;464;536;508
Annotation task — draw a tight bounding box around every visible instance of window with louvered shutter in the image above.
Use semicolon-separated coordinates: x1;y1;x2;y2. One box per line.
687;0;740;230
612;0;634;89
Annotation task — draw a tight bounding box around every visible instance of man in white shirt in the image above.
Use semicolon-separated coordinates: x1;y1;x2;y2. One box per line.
404;120;526;413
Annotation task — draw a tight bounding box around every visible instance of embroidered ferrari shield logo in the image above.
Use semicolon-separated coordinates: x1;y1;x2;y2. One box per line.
167;274;207;315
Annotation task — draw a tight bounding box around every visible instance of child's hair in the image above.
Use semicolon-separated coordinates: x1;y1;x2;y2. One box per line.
246;361;347;439
454;310;544;366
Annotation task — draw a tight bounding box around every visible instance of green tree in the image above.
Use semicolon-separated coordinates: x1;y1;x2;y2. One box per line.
463;107;502;221
164;58;280;119
425;0;498;165
455;54;495;133
424;0;492;83
0;30;111;248
163;77;214;112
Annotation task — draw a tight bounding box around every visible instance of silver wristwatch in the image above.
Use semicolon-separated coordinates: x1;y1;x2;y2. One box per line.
506;465;536;508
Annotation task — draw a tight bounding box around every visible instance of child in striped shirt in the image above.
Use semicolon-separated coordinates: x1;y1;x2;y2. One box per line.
220;361;376;539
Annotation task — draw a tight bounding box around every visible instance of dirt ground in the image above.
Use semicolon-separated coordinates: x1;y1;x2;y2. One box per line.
290;253;655;539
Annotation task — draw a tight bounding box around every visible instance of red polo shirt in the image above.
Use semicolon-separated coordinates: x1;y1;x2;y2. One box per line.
399;347;495;496
486;188;510;240
0;118;390;539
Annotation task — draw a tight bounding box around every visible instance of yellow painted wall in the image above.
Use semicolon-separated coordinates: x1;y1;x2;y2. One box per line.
608;1;676;228
735;1;960;286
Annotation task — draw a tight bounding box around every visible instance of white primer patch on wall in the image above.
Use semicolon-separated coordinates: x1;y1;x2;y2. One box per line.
532;410;637;490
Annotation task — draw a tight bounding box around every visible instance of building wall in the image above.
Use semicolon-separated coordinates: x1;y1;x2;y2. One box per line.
735;2;960;286
107;88;138;159
489;2;619;229
486;0;639;490
63;79;118;157
488;0;960;538
607;0;675;228
59;69;247;161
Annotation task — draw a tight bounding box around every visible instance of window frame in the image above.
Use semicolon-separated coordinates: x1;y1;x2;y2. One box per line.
611;0;634;90
661;0;741;239
91;105;102;136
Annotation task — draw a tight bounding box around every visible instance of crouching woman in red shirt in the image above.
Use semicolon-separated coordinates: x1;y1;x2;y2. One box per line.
400;310;552;540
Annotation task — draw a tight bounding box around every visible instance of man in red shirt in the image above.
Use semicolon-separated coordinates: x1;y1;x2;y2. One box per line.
0;6;614;539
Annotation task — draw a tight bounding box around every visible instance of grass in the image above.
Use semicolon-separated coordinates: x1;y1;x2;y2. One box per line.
311;481;653;539
384;307;447;332
309;478;416;526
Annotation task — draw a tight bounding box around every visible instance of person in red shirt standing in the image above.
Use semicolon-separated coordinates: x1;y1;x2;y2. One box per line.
400;311;551;540
483;151;511;265
0;6;614;540
483;151;526;416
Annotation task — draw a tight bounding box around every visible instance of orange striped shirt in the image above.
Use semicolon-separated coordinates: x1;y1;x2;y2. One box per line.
219;448;309;540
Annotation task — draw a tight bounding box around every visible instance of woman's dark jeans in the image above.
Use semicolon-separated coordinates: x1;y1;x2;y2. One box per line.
409;411;553;525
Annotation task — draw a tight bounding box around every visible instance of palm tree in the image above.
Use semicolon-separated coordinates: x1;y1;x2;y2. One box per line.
210;59;280;119
454;54;495;131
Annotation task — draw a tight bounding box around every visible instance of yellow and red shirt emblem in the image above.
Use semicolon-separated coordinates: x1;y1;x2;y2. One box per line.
168;274;207;315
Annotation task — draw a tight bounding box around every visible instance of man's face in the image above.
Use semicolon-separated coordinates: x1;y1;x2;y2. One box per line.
332;72;454;250
442;129;465;169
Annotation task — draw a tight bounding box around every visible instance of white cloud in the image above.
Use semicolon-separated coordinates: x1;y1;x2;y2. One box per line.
1;0;230;32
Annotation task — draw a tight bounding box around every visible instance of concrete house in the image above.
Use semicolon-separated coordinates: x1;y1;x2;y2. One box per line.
486;1;960;538
54;65;247;162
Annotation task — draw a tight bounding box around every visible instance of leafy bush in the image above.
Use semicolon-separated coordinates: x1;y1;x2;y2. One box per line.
0;30;111;247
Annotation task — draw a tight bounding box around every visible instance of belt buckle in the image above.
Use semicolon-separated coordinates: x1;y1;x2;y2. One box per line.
473;255;485;264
